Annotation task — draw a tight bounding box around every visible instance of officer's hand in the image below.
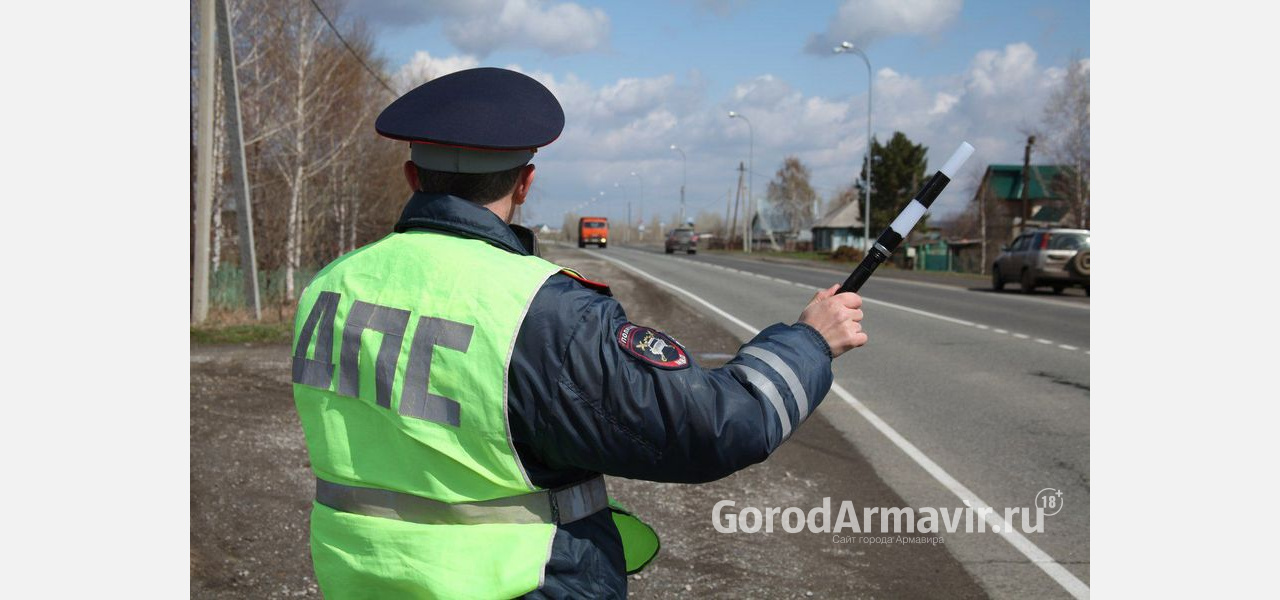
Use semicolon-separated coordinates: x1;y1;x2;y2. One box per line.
798;284;867;358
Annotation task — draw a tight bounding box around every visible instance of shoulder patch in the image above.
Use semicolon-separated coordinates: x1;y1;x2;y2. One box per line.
616;323;690;370
560;268;611;295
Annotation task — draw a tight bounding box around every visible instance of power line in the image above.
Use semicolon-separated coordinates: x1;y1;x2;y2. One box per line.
307;0;398;97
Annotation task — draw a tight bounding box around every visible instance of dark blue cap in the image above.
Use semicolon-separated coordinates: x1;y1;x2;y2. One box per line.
376;67;564;173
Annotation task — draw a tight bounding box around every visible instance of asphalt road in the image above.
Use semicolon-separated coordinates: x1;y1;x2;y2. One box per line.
555;244;1090;600
190;251;990;599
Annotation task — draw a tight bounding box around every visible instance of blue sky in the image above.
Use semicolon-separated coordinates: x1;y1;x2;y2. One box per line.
346;0;1090;226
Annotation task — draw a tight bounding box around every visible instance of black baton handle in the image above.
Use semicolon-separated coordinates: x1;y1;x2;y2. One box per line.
838;242;889;294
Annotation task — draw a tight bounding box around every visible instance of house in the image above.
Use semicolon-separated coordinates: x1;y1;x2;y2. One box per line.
900;230;984;273
975;164;1072;233
810;201;864;252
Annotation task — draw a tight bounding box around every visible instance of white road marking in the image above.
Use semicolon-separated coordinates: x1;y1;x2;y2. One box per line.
592;250;1090;600
862;297;976;328
648;251;1087;354
828;384;1091;600
705;252;1089;311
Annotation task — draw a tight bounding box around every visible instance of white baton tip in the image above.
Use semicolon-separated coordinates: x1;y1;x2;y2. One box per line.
939;142;975;178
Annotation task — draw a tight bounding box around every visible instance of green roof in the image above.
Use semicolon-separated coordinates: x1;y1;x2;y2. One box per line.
984;164;1068;201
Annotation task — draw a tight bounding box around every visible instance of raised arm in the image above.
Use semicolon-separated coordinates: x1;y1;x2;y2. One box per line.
508;275;865;484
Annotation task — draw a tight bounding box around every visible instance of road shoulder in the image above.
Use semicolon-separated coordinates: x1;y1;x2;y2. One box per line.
546;246;988;598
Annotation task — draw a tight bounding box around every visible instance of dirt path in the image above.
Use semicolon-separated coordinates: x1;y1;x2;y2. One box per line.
190;244;987;599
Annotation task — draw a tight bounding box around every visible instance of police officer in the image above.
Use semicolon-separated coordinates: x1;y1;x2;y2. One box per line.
292;67;867;599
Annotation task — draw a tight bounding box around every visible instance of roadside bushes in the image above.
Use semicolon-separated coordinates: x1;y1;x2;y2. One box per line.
830;245;865;262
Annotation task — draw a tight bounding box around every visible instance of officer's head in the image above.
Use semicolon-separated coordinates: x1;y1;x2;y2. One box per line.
376;67;565;222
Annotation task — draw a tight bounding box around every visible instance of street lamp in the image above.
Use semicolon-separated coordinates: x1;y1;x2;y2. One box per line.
670;144;687;225
630;171;645;240
728;111;753;253
834;41;873;252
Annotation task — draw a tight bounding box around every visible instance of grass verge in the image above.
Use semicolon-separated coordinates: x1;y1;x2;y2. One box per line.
192;306;295;344
191;322;293;344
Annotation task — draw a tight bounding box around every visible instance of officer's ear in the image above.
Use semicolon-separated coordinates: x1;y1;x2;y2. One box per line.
512;164;536;205
403;161;421;192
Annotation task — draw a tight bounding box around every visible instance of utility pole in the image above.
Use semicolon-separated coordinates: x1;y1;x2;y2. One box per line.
216;0;260;319
630;171;644;241
679;182;685;226
1021;135;1035;235
728;112;753;252
740;162;750;252
723;188;732;245
730;162;744;251
978;173;989;275
670;144;686;225
193;0;217;324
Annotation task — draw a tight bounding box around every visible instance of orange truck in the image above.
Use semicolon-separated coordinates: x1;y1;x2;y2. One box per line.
578;217;609;248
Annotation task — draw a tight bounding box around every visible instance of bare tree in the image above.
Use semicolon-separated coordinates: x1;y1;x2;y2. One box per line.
823;180;860;218
1041;54;1090;228
765;156;818;234
561;212;580;242
256;1;374;299
192;0;432;310
693;210;724;234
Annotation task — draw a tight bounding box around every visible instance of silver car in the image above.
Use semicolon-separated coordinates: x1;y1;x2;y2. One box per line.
992;228;1090;295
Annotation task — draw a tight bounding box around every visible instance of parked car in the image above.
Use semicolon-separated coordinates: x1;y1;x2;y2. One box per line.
578;217;608;248
992;228;1090;295
665;228;698;254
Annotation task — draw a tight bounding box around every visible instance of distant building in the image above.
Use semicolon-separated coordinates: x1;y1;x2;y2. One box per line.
975;164;1072;234
810;201;864;252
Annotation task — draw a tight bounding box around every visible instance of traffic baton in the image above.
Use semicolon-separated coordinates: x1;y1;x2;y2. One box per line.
838;141;975;294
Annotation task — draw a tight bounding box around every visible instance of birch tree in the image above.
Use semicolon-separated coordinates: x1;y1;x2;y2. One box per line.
261;0;368;299
1041;55;1090;229
192;0;415;307
765;156;818;234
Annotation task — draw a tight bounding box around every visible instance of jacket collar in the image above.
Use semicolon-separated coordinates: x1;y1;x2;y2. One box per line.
394;192;536;256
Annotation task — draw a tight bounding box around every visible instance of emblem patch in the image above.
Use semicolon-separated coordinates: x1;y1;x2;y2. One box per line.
616;323;690;370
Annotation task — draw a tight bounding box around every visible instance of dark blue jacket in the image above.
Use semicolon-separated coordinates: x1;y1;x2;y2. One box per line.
396;194;835;598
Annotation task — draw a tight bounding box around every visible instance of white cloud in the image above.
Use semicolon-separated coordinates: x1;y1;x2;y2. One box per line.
929;92;959;115
393;51;480;90
806;0;963;53
390;43;1071;222
351;0;610;57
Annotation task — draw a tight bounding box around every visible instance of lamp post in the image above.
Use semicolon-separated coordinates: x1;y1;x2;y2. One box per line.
834;41;873;252
670;144;687;225
728;111;753;253
630;171;644;241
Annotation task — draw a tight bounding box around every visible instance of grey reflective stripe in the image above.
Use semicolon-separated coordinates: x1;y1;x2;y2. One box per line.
732;364;793;439
338;301;411;408
315;476;608;526
551;475;608;524
741;346;810;421
292;291;340;388
400;316;474;427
